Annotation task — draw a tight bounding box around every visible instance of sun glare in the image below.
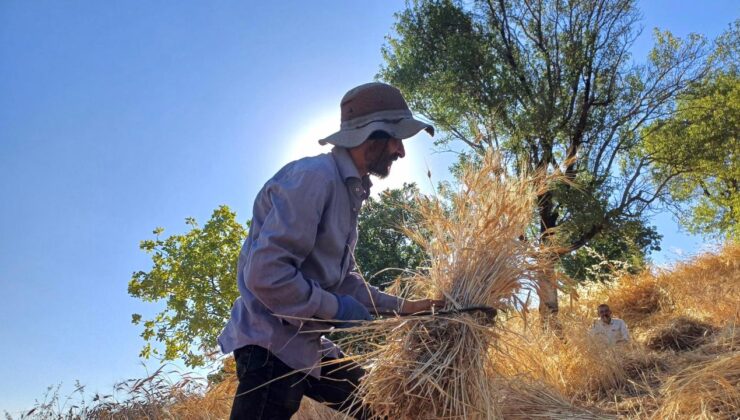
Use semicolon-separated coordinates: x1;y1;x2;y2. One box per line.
285;110;434;196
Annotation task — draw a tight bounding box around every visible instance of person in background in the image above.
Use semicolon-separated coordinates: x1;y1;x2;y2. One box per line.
218;82;441;420
589;303;630;345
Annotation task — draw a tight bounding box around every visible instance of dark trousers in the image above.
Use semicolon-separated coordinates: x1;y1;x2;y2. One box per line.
229;345;372;420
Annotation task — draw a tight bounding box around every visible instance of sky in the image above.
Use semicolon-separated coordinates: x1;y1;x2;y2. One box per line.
0;0;736;415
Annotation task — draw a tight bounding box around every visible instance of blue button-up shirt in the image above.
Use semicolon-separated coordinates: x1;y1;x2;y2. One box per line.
218;147;402;378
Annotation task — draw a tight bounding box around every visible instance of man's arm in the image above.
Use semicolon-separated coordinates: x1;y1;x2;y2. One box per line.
619;320;631;343
334;270;402;313
244;171;338;325
335;255;441;314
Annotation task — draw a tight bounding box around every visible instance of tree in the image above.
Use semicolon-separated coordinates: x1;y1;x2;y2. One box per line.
559;219;661;282
380;0;710;316
128;206;246;368
355;183;426;288
643;22;739;239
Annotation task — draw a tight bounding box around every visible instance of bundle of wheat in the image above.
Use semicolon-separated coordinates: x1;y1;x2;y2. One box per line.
645;316;717;352
336;151;598;419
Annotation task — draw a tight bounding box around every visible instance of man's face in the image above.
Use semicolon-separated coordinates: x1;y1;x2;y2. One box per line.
598;306;612;323
367;137;405;179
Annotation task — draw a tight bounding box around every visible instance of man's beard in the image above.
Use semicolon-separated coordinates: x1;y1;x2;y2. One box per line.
368;149;398;179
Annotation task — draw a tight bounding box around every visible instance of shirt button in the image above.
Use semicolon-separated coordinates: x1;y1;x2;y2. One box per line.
352;207;357;212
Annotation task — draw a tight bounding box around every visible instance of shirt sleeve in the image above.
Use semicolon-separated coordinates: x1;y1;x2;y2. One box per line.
244;170;338;325
333;254;402;312
620;320;631;342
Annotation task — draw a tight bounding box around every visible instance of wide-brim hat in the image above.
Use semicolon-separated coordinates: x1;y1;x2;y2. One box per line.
319;82;434;148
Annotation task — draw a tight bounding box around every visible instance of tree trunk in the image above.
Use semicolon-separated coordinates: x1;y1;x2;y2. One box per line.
537;259;561;332
537;190;561;331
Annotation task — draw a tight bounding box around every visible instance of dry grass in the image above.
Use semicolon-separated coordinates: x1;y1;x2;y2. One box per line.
577;244;740;330
492;315;668;404
519;243;740;419
7;365;214;420
654;352;740;419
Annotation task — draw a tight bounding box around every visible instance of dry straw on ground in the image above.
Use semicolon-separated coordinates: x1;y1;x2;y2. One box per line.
539;244;740;419
655;352;740;419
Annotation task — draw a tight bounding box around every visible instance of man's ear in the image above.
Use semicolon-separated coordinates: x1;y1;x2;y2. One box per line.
367;138;389;154
351;140;372;154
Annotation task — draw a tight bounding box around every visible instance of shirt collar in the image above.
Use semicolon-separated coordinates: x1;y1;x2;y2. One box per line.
331;146;373;198
331;146;361;180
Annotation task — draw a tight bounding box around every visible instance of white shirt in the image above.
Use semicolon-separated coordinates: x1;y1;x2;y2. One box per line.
589;318;630;345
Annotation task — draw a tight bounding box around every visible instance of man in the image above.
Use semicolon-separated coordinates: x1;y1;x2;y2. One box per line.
589;304;630;345
218;82;439;419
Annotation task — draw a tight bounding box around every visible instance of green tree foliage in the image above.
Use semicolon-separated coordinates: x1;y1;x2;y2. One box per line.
560;219;661;282
380;0;710;312
644;22;739;239
129;206;246;367
355;183;426;288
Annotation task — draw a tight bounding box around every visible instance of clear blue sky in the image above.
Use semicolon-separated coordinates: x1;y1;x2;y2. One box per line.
0;0;736;414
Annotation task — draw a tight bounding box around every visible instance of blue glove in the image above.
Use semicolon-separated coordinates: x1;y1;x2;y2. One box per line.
334;294;372;328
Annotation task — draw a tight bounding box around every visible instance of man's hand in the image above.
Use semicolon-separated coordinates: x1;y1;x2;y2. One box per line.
333;294;372;328
399;298;445;315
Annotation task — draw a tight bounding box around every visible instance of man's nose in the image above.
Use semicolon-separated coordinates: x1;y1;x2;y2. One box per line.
396;139;406;158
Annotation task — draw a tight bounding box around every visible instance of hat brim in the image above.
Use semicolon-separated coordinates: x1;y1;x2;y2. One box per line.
318;117;434;148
